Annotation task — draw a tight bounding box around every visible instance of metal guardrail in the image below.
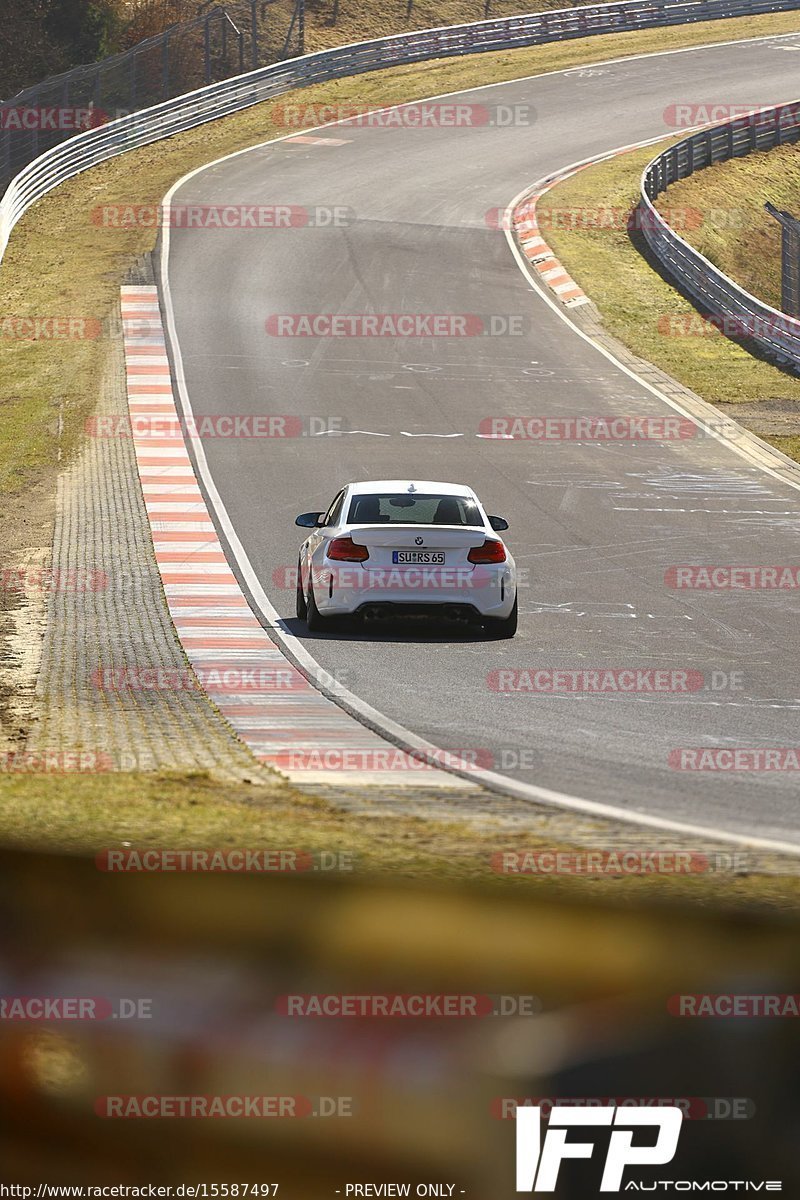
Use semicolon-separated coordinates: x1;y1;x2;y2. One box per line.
639;100;800;369
2;0;800;266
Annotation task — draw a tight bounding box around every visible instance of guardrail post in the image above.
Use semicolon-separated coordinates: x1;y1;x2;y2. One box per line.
0;130;9;194
251;0;259;67
161;31;171;99
765;202;800;318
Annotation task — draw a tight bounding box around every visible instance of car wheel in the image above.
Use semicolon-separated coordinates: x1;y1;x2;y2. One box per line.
485;595;517;640
306;577;327;632
295;558;308;620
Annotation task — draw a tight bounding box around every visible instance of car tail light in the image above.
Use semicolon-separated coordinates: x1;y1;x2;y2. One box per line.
468;540;506;564
327;537;369;562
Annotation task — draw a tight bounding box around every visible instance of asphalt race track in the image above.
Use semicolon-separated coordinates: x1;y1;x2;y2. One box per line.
162;31;800;843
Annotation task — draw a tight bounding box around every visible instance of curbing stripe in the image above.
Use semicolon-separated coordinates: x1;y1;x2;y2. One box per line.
512;175;591;307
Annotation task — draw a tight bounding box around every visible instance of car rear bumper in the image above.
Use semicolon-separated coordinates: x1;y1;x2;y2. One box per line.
315;582;516;620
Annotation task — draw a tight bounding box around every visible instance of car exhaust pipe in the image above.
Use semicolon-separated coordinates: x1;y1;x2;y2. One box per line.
362;605;387;621
442;605;469;624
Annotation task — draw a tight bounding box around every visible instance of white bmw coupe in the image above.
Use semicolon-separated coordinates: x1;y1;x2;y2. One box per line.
294;480;518;638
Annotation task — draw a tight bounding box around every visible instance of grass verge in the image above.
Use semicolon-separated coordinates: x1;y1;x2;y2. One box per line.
1;769;800;908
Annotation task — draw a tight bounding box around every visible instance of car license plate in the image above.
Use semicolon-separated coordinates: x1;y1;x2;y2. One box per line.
392;551;445;565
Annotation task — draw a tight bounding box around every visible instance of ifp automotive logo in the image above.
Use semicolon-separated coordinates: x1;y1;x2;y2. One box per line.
514;1106;782;1191
516;1105;682;1192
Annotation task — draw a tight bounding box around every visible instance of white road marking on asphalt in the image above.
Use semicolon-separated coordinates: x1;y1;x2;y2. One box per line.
400;432;463;438
313;429;390;436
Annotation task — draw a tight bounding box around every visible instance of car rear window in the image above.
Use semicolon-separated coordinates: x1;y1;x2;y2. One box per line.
347;494;481;526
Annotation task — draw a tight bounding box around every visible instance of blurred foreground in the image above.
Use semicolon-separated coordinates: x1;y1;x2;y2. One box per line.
1;847;799;1194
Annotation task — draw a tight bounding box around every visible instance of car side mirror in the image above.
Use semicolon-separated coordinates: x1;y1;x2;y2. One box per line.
295;511;324;528
488;515;509;531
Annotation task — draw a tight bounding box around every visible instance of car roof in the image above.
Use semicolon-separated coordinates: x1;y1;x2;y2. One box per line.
347;480;476;497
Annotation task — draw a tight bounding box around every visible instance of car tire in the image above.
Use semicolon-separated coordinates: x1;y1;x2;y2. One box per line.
306;578;327;632
295;558;308;620
485;595;517;639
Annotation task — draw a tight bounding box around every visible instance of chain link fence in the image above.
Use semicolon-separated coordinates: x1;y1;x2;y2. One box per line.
0;2;301;192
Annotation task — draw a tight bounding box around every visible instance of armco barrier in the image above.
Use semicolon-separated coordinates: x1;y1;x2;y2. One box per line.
3;0;800;265
639;100;800;368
